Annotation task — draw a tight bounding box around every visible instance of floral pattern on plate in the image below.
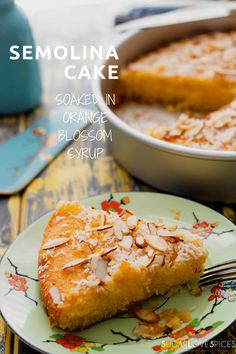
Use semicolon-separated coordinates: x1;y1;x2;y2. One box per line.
45;280;236;353
4;258;38;306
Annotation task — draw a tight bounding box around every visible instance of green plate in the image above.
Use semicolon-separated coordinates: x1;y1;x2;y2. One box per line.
0;192;236;354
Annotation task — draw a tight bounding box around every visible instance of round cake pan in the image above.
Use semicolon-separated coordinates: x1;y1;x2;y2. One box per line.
93;14;236;203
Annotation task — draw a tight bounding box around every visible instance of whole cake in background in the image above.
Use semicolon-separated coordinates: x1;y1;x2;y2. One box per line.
116;31;236;151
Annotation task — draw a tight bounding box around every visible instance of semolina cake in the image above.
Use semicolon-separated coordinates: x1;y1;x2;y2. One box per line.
119;31;236;112
149;99;236;150
38;201;207;331
115;99;236;151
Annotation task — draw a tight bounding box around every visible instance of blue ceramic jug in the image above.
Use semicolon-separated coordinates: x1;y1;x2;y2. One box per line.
0;0;42;115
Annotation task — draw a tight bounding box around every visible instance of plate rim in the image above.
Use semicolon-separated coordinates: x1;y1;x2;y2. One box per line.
0;191;236;354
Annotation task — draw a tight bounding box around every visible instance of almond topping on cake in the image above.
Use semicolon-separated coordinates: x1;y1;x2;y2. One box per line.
127;215;138;229
101;247;117;257
93;256;108;283
42;237;69;250
157;230;184;242
88;238;98;248
147;248;155;258
96;224;113;231
62;257;91;270
113;220;123;240
118;210;125;217
49;286;62;304
147;222;157;234
119;235;133;249
135;235;147;248
121;220;130;234
137;254;155;267
155;254;165;266
144;235;168;252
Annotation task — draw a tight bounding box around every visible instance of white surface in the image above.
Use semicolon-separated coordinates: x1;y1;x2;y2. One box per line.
15;0;211;16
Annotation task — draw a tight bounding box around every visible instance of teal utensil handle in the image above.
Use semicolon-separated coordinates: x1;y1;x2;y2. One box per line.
0;106;91;194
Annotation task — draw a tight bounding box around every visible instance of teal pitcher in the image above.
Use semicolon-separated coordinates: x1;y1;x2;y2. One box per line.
0;0;42;115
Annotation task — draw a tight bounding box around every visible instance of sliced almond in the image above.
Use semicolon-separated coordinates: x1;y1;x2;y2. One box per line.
87;238;98;248
42;237;69;250
62;257;90;270
174;232;185;240
134;306;160;323
144;235;168;252
163;254;171;267
91;254;100;272
168;128;183;137
157;230;175;237
119;210;125;217
88;278;100;287
119;235;133;250
94;257;108;283
104;227;114;238
96;224;113;231
147;222;157;235
147;248;155;258
121;220;130;234
135;235;147;248
184;120;204;138
80;241;92;254
138;223;150;235
162;236;183;243
158;230;184;242
202;129;215;144
137;254;155;267
114;220;123;240
100;214;106;226
169;247;178;265
49;286;61;304
127;215;138;230
101;247;117;257
124;209;134;216
161;237;178;243
218;127;236;144
155;254;165;266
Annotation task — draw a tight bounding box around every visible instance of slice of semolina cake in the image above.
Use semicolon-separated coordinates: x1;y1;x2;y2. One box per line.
38;201;207;331
119;32;236;112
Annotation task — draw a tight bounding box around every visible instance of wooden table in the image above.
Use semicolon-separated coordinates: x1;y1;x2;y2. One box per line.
0;2;236;353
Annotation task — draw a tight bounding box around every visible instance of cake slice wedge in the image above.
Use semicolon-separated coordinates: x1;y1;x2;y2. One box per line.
38;201;207;331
